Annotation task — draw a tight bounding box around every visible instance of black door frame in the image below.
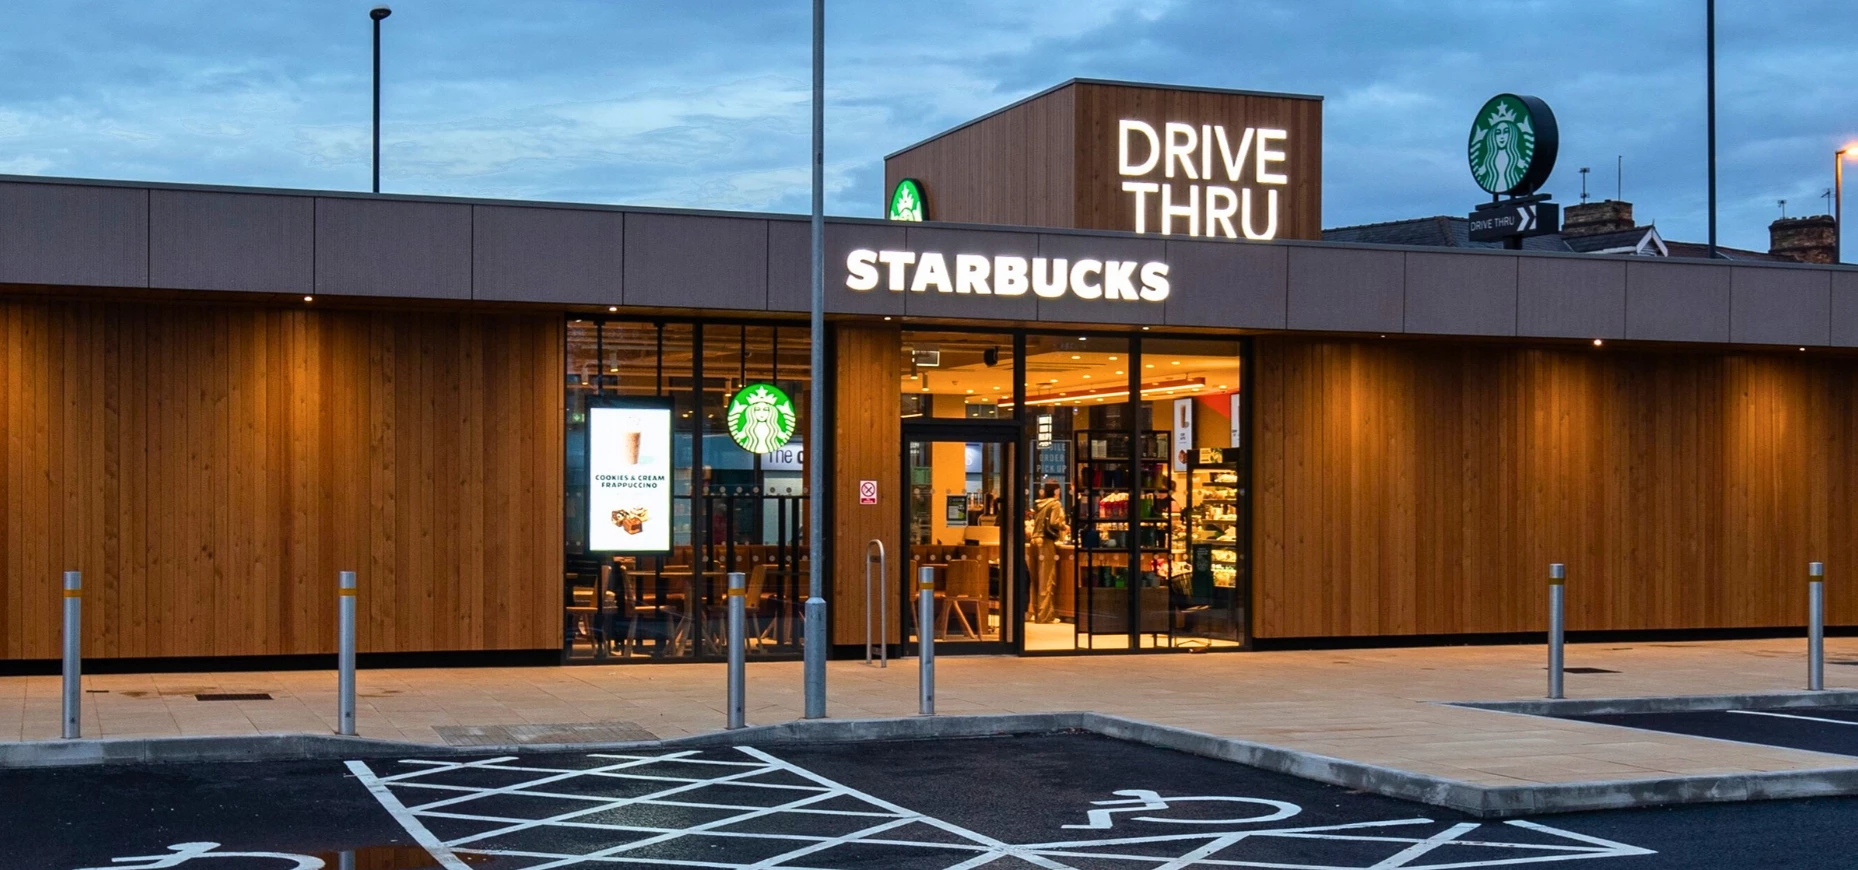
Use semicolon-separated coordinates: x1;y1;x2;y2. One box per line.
899;418;1024;656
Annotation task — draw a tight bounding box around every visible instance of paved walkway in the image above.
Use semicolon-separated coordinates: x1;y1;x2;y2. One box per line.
4;638;1856;788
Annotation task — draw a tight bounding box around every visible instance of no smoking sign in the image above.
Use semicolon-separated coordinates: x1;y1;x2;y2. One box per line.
858;480;878;505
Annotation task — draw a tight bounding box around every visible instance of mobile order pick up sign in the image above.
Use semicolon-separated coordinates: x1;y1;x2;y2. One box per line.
587;398;674;554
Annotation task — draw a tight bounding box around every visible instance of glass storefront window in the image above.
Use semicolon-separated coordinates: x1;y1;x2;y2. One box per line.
564;318;809;663
901;331;1016;420
1139;338;1246;650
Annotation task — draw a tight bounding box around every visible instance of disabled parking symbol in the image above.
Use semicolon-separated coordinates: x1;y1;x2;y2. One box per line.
1063;788;1303;829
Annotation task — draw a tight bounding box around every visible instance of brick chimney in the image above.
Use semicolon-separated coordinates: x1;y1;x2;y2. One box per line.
1769;215;1836;264
1561;200;1635;237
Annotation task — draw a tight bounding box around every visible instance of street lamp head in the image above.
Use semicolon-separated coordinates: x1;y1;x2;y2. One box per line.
370;6;392;21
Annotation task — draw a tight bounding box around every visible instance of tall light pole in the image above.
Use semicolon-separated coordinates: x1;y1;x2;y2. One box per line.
1839;146;1857;264
803;0;827;720
1705;0;1717;259
371;6;391;193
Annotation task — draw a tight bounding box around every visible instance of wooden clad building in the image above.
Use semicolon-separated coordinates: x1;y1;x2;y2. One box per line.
1;79;1856;670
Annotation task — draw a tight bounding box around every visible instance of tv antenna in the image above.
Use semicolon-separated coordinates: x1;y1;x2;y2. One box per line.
1778;199;1787;219
1616;155;1623;201
1579;167;1591;203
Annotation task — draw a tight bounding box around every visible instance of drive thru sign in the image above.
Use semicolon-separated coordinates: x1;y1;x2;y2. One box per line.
859;480;878;505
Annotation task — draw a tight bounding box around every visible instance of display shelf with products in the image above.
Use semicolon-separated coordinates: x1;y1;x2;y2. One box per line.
1071;429;1174;646
1179;446;1246;644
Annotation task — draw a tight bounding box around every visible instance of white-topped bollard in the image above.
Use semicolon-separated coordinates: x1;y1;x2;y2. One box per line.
1808;562;1825;692
727;571;747;730
919;566;935;715
62;571;82;739
1547;563;1565;701
338;571;357;736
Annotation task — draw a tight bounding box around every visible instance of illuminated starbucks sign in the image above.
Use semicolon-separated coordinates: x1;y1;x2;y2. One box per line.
888;178;926;221
727;383;797;454
1467;94;1558;196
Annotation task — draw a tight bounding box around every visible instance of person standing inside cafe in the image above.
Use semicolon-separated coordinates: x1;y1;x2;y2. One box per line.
1029;480;1069;624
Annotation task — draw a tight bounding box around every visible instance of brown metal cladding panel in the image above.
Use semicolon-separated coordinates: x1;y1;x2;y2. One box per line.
1073;82;1321;241
829;323;902;645
1402;251;1517;337
1034;232;1167;326
1517;256;1627;339
897;226;1040;321
315;198;472;299
0;182;148;288
1625;260;1731;343
1250;335;1858;639
1834;271;1858;347
623;212;768;310
149;190;313;295
473;205;623;305
883;85;1075;228
1286;246;1404;333
1161;239;1287;329
770;219;907;316
0;299;562;659
1728;266;1831;346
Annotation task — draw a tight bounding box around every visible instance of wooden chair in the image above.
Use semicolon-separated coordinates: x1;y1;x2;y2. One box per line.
941;558;989;639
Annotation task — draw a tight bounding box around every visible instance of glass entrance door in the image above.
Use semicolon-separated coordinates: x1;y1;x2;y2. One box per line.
903;434;1018;653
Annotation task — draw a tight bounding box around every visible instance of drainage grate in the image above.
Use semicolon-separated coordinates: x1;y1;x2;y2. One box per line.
194;693;272;701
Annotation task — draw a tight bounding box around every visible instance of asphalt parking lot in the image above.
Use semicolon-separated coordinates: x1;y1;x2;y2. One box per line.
1564;705;1858;758
3;733;1857;869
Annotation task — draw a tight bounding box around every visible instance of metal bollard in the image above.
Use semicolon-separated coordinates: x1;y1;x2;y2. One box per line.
337;571;357;737
865;540;888;668
62;571;81;739
918;566;935;715
1809;562;1825;692
1547;563;1565;700
727;572;747;730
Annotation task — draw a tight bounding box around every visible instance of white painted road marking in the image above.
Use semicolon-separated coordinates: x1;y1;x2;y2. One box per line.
348;748;1657;869
72;841;325;869
1063;788;1301;829
1727;708;1858;727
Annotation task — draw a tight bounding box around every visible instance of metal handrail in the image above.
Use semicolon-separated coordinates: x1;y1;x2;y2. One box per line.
864;539;887;667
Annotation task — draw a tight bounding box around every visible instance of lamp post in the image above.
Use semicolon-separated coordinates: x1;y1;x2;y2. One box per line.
1838;146;1858;264
370;6;391;193
803;0;827;720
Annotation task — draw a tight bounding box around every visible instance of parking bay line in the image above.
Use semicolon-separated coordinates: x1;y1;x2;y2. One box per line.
1726;709;1858;727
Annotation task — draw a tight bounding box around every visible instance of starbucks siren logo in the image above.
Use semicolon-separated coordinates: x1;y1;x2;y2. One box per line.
888;178;925;222
1467;94;1557;196
726;383;797;454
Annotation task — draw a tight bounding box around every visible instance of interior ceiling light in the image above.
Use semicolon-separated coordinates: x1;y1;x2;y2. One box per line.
1070;355;1081;360
1000;377;1206;408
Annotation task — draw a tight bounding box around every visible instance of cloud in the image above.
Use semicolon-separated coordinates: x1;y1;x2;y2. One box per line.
0;0;1852;252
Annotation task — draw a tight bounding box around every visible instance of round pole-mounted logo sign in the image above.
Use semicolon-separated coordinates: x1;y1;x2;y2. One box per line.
1467;94;1559;196
726;382;797;454
888;178;926;221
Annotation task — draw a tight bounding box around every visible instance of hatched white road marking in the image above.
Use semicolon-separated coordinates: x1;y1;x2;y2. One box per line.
347;748;1656;869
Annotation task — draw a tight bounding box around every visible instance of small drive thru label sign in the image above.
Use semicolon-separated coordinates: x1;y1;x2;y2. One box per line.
858;480;878;505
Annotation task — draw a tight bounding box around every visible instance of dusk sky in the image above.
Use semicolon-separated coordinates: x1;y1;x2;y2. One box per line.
3;0;1854;252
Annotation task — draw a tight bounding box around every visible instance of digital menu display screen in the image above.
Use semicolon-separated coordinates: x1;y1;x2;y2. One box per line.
587;398;674;554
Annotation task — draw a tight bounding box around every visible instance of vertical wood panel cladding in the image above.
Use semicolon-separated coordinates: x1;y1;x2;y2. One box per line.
1252;336;1858;639
829;323;901;645
0;298;562;660
883;87;1075;229
1072;82;1322;241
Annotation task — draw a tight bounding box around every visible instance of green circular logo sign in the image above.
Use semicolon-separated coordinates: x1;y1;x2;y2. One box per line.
726;382;797;454
1468;94;1558;196
888;178;925;222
